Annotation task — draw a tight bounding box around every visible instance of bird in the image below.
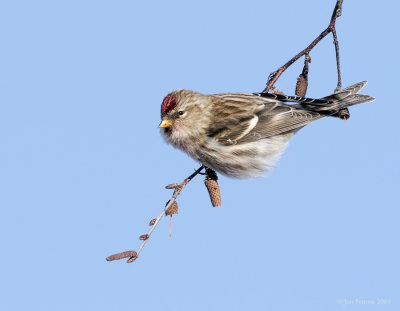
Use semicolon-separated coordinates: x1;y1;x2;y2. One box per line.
159;81;374;178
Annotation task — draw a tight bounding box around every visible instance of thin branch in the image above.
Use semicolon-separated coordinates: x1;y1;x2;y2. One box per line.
107;165;205;263
331;25;349;120
107;1;350;265
332;28;342;92
262;0;344;93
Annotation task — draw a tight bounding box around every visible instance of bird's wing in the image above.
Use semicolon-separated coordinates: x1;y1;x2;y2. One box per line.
208;94;322;145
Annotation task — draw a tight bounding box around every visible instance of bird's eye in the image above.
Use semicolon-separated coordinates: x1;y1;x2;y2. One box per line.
178;111;184;116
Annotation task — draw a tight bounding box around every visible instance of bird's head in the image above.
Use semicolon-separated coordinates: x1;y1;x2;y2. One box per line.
159;90;210;140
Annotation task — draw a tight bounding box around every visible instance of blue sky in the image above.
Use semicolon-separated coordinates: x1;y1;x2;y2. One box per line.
1;1;398;310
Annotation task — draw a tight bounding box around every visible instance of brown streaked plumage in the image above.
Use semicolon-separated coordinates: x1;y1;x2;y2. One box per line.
159;82;374;178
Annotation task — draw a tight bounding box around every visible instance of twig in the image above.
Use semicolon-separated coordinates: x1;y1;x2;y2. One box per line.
332;28;342;92
107;1;350;265
107;165;205;263
262;0;344;93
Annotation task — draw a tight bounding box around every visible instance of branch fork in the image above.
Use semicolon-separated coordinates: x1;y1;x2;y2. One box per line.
263;0;344;94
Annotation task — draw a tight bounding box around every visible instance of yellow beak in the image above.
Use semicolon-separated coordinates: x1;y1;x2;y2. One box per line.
158;119;172;128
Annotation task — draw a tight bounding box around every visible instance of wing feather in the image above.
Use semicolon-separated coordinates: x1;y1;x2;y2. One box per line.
208;94;321;144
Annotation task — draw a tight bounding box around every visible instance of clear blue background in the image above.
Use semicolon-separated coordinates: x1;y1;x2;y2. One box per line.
1;1;398;310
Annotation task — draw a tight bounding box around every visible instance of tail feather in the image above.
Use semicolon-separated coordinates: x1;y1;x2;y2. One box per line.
300;81;375;116
257;81;374;117
320;81;368;101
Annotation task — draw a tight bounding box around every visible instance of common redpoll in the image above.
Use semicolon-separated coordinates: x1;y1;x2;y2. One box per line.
159;82;374;178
